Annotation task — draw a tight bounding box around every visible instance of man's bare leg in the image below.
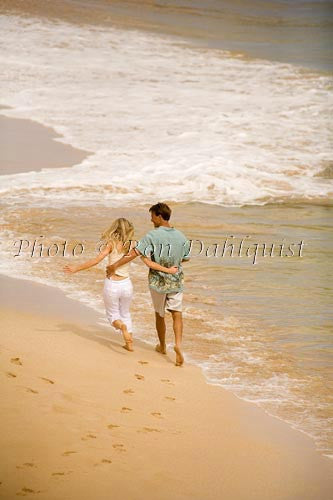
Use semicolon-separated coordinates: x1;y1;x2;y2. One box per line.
171;311;184;366
155;312;166;354
112;319;133;351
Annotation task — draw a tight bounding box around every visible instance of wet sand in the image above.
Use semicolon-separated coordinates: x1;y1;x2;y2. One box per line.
1;275;333;500
0;114;90;175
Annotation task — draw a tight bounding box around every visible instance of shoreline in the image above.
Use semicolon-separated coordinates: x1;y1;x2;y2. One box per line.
0;113;332;463
1;273;333;499
0;114;90;175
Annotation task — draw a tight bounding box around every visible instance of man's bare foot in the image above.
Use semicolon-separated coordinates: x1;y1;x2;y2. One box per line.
174;346;184;366
155;343;166;355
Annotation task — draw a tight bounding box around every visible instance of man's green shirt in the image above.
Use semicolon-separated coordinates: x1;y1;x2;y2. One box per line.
135;227;190;294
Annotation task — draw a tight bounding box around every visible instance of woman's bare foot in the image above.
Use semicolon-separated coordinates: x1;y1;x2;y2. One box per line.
174;346;184;366
123;340;133;352
155;343;166;355
121;326;133;352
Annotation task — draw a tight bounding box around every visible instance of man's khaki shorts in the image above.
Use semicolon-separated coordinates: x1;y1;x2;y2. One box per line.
149;288;183;318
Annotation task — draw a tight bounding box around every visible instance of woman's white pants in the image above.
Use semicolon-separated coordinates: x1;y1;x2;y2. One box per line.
103;277;133;332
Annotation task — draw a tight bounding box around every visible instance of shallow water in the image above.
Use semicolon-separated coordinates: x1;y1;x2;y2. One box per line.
1;13;332;207
3;0;333;71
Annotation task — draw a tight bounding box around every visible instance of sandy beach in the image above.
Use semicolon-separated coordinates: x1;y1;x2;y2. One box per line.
0;114;90;175
1;3;333;496
1;275;333;500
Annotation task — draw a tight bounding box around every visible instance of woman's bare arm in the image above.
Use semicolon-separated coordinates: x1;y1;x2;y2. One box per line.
64;243;112;274
140;256;178;274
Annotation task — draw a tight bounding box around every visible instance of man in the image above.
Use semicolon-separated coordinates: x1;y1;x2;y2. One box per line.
106;202;190;366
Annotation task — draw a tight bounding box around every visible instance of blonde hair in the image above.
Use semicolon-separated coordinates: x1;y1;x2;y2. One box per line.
101;218;134;252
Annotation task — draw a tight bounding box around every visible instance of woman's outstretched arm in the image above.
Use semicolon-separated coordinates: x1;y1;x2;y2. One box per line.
140;256;178;274
64;243;112;274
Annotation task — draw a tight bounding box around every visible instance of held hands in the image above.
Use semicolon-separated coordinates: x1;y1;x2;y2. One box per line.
106;264;115;278
166;266;178;274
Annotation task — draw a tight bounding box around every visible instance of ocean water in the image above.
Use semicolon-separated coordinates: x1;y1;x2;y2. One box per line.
0;3;332;458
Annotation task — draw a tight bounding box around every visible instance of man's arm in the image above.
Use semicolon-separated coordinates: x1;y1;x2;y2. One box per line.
106;248;139;278
181;238;191;263
106;232;153;278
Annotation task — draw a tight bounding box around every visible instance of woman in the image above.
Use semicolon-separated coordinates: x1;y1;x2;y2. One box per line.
64;218;177;351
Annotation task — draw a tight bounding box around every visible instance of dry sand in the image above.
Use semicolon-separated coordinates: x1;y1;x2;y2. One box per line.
0;276;333;500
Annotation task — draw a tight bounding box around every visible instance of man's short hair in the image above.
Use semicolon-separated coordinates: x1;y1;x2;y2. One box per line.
149;202;172;221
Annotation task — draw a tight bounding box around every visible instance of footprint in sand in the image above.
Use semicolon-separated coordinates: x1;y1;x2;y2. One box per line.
165;396;176;401
51;471;73;477
16;486;40;496
121;407;132;413
107;424;120;430
6;372;17;378
16;463;36;470
123;388;135;394
138;427;161;434
151;412;163;419
25;388;39;394
81;433;97;441
135;374;144;381
62;451;77;457
138;361;148;365
11;357;22;366
94;458;112;466
39;377;55;385
112;443;126;452
161;378;174;385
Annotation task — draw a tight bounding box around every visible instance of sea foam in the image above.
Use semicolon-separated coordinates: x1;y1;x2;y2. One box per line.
0;14;332;207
